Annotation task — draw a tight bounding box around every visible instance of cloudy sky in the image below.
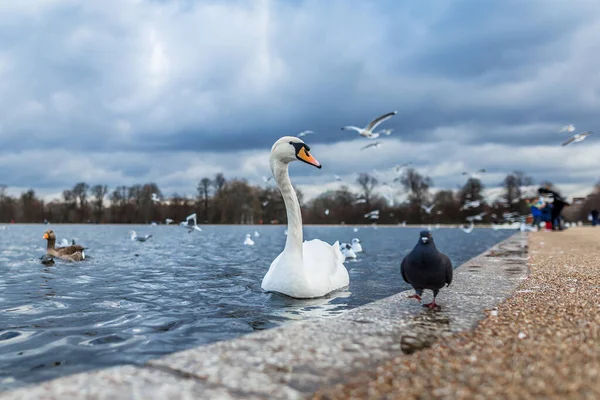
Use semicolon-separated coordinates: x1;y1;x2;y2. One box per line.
2;0;600;202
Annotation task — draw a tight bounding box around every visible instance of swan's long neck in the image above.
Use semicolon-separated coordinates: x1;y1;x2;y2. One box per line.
271;158;303;255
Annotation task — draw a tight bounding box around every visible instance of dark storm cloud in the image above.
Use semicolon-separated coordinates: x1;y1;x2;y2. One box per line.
0;0;599;198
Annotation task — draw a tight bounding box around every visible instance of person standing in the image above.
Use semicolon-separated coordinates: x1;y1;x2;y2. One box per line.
591;209;599;226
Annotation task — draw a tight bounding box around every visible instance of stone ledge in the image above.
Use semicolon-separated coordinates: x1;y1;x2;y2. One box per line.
0;233;527;400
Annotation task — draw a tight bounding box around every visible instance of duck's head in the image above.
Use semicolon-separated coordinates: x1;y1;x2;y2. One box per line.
42;230;55;241
270;136;321;168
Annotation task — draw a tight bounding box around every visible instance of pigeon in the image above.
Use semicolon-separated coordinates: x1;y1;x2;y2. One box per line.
401;230;453;309
342;111;398;138
561;131;593;146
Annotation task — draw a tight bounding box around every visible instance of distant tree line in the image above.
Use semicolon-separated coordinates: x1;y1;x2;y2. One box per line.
0;169;569;225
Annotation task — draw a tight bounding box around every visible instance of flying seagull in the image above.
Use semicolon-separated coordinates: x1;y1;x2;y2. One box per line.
401;230;453;309
262;176;273;184
559;124;575;133
395;162;412;173
342;111;398;138
462;169;487;179
421;204;435;214
298;130;314;137
180;213;202;233
375;128;393;136
561;131;593;146
361;140;382;151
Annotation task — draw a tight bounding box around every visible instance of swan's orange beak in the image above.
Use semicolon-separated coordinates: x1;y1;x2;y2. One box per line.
297;147;322;169
42;233;49;239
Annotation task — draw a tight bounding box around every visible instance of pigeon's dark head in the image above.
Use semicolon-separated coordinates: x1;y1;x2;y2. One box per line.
419;230;433;244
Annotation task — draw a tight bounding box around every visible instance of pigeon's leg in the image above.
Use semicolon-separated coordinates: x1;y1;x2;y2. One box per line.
408;288;423;302
424;289;441;310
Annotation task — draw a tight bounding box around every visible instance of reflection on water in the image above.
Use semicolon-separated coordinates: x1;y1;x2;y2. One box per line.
0;224;513;390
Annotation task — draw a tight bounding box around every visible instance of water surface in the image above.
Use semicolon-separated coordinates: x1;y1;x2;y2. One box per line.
0;224;514;390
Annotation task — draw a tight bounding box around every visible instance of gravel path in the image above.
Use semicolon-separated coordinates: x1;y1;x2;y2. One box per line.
313;228;600;399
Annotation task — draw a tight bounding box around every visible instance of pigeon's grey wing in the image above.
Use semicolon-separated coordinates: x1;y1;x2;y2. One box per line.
366;111;398;131
400;257;410;283
442;254;453;286
341;126;362;133
561;136;576;146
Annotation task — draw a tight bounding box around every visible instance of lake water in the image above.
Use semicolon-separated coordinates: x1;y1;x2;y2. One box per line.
0;224;514;391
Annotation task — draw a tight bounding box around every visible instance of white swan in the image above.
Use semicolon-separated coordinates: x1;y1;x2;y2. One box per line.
351;238;363;253
244;234;255;246
261;137;349;298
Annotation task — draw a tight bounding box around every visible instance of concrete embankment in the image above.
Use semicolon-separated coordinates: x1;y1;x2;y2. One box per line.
315;228;599;399
1;233;528;400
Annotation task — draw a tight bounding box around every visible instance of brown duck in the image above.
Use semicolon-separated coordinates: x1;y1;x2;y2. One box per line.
43;230;86;262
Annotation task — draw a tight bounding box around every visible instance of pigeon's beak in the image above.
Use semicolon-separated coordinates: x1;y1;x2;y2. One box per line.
421;237;429;244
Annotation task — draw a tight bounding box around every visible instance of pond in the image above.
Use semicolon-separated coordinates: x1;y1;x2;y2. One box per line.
0;224;514;391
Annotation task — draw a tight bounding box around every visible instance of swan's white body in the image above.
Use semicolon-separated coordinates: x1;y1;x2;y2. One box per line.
244;234;255;246
339;243;357;259
261;137;349;298
351;238;363;253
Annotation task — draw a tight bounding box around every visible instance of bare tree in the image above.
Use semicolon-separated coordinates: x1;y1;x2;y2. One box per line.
356;173;379;207
213;173;226;193
197;178;212;223
90;185;108;223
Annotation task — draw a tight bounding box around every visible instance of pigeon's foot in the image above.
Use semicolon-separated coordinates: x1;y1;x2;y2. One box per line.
408;294;421;302
423;301;441;310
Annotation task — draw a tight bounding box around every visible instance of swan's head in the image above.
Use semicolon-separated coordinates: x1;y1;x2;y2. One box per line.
270;136;321;168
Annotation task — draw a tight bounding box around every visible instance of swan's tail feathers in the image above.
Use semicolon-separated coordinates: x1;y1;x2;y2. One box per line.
331;241;345;264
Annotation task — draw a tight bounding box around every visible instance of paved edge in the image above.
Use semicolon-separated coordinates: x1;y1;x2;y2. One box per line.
0;233;527;400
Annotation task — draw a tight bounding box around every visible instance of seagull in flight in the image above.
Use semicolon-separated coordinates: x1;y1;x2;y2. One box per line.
559;124;575;133
262;176;273;184
342;111;398;138
461;221;474;234
361;140;382;151
395;162;412;173
461;200;481;210
298;130;314;137
421;204;435;214
462;169;487;179
375;128;393;136
180;213;202;233
562;131;593;146
334;175;343;182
